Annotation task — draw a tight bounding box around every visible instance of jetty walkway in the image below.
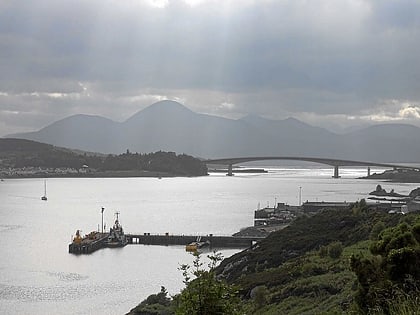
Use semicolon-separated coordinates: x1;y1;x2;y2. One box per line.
126;233;264;247
69;232;264;254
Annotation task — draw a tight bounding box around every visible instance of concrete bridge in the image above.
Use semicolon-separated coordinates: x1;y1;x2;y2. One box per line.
205;156;416;178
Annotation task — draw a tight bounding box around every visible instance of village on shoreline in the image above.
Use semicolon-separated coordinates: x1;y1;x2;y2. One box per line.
0;166;182;179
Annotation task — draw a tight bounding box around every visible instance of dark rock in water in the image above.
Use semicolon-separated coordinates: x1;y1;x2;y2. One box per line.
369;184;407;197
369;184;387;196
409;187;420;198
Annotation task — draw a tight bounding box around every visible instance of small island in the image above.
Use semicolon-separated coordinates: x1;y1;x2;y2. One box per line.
362;168;420;182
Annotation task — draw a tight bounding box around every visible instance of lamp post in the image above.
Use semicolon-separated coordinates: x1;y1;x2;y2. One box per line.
299;187;302;206
101;207;105;234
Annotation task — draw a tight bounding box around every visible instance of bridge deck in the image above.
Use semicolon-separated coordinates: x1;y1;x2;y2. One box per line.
205;156;418;178
206;156;414;169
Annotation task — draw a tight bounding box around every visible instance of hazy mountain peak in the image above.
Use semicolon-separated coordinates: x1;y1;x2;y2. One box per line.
241;114;313;128
281;117;316;128
125;100;194;123
142;100;193;114
242;114;307;125
240;113;268;123
51;113;115;124
283;117;301;123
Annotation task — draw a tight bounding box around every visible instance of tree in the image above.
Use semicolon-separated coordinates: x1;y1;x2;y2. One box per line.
370;221;386;241
174;252;242;315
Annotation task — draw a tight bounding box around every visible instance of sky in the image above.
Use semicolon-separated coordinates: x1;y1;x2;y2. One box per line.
1;0;420;136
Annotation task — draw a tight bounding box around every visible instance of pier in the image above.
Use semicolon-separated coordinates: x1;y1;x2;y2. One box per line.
69;232;264;254
126;233;264;248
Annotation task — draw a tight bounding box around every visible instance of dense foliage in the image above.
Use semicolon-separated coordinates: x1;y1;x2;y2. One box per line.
102;150;207;175
350;216;420;314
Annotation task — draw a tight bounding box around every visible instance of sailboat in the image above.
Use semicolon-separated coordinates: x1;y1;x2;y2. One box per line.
41;180;47;201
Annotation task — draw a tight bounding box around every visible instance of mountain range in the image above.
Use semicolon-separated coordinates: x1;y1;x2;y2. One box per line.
7;100;420;162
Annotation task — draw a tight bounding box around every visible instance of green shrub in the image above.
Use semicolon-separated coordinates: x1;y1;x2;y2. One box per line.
319;245;329;258
328;242;343;259
251;285;268;310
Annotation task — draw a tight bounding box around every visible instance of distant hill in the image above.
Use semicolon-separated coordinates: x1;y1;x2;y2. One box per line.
8;100;420;162
8;114;120;153
0;138;85;157
0;138;97;169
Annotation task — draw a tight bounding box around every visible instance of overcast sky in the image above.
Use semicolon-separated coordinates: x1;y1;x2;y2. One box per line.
1;0;420;136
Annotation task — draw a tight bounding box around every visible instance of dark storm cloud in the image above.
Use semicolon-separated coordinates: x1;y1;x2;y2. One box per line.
1;0;420;135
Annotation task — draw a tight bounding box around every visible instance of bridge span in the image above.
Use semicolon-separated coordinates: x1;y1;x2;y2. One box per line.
205;156;416;178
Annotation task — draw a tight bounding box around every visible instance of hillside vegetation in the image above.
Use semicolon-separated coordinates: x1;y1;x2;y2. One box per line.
128;203;420;314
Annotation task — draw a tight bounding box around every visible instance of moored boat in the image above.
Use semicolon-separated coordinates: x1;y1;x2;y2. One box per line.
106;212;128;247
185;236;210;252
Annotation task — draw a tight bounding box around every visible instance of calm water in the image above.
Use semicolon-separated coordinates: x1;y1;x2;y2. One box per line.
0;167;419;315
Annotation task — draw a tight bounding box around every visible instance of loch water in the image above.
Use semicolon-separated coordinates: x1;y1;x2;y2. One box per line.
0;167;419;315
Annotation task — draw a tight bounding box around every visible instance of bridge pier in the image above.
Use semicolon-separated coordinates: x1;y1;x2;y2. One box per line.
332;165;341;178
226;164;234;176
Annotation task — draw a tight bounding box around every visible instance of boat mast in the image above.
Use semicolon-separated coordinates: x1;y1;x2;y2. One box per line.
41;180;48;200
